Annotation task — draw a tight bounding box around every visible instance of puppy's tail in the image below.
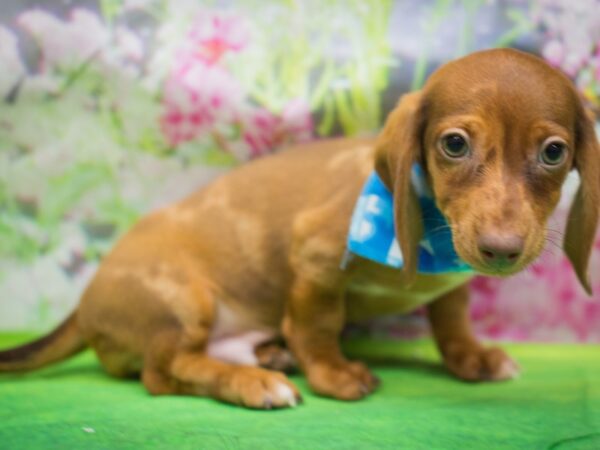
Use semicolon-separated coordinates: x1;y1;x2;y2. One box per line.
0;313;86;372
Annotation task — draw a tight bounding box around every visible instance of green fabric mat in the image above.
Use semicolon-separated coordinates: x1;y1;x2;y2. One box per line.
1;334;599;450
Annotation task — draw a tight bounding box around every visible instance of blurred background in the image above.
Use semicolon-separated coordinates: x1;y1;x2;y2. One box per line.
0;0;599;341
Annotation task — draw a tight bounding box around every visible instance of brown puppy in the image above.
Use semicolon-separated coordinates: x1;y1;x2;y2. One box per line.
1;49;599;408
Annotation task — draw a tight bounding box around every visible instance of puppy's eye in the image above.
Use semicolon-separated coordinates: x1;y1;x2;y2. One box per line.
539;139;567;167
441;132;470;158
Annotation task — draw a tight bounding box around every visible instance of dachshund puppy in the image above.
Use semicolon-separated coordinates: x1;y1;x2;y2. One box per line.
1;49;598;409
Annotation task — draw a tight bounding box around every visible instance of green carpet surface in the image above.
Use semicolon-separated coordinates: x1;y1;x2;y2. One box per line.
1;334;599;450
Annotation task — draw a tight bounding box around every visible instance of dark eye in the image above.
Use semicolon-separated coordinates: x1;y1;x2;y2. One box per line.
441;132;470;158
540;140;567;167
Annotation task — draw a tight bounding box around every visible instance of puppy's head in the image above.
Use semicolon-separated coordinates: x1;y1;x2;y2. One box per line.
376;49;600;293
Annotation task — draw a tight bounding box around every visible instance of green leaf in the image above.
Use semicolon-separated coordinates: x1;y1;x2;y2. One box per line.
201;147;238;167
40;163;114;228
97;196;140;233
99;0;123;23
310;61;336;110
318;96;336;136
333;89;359;135
0;216;41;261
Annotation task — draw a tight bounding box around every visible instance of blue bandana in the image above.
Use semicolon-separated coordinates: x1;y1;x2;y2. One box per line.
344;165;473;274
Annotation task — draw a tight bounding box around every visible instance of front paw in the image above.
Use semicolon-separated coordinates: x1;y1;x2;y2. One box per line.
306;360;380;400
442;342;520;381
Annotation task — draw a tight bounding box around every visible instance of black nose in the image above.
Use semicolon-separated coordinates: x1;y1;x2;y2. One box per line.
478;234;524;268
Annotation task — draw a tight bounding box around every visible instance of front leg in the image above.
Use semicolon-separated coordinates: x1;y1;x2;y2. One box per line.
427;284;520;381
282;277;379;400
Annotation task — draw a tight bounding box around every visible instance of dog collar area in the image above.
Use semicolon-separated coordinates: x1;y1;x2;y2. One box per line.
343;165;473;274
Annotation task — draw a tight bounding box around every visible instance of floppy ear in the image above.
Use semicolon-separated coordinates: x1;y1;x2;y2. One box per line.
374;91;425;284
564;105;600;295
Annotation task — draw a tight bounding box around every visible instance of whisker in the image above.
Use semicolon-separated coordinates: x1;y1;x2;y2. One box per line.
427;225;452;236
544;235;562;244
541;246;557;258
544;238;563;251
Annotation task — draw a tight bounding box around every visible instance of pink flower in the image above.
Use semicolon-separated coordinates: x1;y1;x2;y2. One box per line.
240;100;314;157
159;12;250;148
160;64;244;147
158;12;314;155
241;107;280;157
182;12;250;66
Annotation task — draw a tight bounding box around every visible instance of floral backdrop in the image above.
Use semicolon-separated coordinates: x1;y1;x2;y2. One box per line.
0;0;599;342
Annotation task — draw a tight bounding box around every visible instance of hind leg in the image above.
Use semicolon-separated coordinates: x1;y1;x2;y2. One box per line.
140;331;301;408
161;352;301;409
132;275;301;408
81;256;301;408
